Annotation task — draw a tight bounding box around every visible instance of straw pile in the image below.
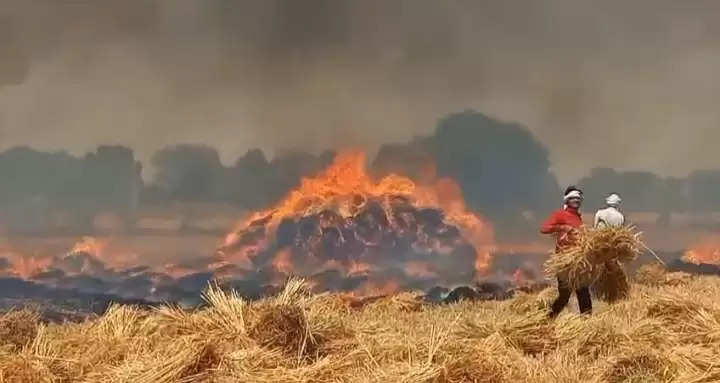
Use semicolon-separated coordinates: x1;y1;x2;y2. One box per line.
2;275;720;382
544;226;642;294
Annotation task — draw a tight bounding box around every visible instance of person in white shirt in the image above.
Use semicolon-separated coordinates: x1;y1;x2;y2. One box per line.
594;193;625;228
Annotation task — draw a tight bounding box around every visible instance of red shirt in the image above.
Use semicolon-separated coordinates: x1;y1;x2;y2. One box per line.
540;207;584;249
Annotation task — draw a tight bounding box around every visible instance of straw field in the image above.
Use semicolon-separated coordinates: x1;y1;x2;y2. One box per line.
1;268;719;383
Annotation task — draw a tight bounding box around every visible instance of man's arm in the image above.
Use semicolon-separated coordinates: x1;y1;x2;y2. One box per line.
540;211;565;234
594;210;602;228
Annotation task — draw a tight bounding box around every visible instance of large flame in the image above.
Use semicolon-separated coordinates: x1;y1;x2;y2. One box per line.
218;151;494;292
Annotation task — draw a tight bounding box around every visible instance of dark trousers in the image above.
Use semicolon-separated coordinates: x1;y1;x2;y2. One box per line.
549;277;592;318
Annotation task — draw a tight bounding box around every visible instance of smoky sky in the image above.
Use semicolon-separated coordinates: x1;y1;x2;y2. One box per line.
1;1;720;184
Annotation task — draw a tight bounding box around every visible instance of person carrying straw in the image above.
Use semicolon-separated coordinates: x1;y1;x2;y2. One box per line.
540;186;591;318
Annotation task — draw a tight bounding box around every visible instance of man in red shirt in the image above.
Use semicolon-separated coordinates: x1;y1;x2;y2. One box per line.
540;186;591;318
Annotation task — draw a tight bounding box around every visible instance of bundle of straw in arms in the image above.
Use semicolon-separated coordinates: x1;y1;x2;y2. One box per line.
544;226;643;302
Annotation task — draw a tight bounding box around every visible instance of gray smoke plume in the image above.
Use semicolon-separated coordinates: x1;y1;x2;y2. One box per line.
2;1;720;183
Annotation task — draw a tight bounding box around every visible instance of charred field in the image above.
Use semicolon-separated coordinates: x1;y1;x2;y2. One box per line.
2;268;720;383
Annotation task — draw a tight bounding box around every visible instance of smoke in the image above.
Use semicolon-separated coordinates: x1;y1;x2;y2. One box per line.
373;111;560;239
148;144;334;209
0;20;29;86
2;1;720;182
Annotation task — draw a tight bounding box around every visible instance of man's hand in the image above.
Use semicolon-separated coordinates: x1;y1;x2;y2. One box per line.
557;224;574;233
557;225;577;243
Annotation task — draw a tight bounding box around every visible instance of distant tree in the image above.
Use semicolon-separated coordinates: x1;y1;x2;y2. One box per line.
0;146;141;233
687;170;720;212
152;145;224;202
578;168;666;212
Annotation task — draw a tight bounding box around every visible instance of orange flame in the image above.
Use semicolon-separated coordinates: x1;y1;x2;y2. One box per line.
67;236;139;271
1;251;53;279
221;151;495;277
683;236;720;265
69;236;107;256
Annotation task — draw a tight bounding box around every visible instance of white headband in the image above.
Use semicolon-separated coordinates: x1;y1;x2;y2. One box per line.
564;190;583;201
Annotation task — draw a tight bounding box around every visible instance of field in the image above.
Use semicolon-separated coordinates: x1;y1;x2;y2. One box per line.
0;266;718;383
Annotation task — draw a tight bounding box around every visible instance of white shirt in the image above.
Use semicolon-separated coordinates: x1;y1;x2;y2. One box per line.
594;206;625;228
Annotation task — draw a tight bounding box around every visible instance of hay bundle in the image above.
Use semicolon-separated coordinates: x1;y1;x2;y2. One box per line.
460;311;557;356
507;288;555;314
591;260;630;303
664;271;694;286
604;348;672;383
0;309;40;351
634;262;667;286
544;226;642;292
248;303;317;359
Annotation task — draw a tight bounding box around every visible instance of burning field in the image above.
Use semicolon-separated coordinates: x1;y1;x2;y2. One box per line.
0;152;511;309
216;151;495;295
2;270;720;382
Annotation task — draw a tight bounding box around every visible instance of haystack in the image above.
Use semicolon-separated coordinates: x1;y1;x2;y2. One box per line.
544;226;642;293
634;262;668;286
248;303;316;358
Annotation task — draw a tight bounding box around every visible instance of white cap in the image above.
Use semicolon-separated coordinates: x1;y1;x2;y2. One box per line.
606;193;622;207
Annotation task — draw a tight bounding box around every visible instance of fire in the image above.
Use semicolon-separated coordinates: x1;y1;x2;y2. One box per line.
219;151;495;292
0;237;146;282
1;251;53;279
683;236;720;265
0;151;496;300
70;236;107;256
66;236;139;271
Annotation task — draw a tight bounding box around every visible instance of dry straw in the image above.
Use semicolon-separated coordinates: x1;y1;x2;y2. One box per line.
2;275;720;382
544;226;642;294
592;260;630;303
